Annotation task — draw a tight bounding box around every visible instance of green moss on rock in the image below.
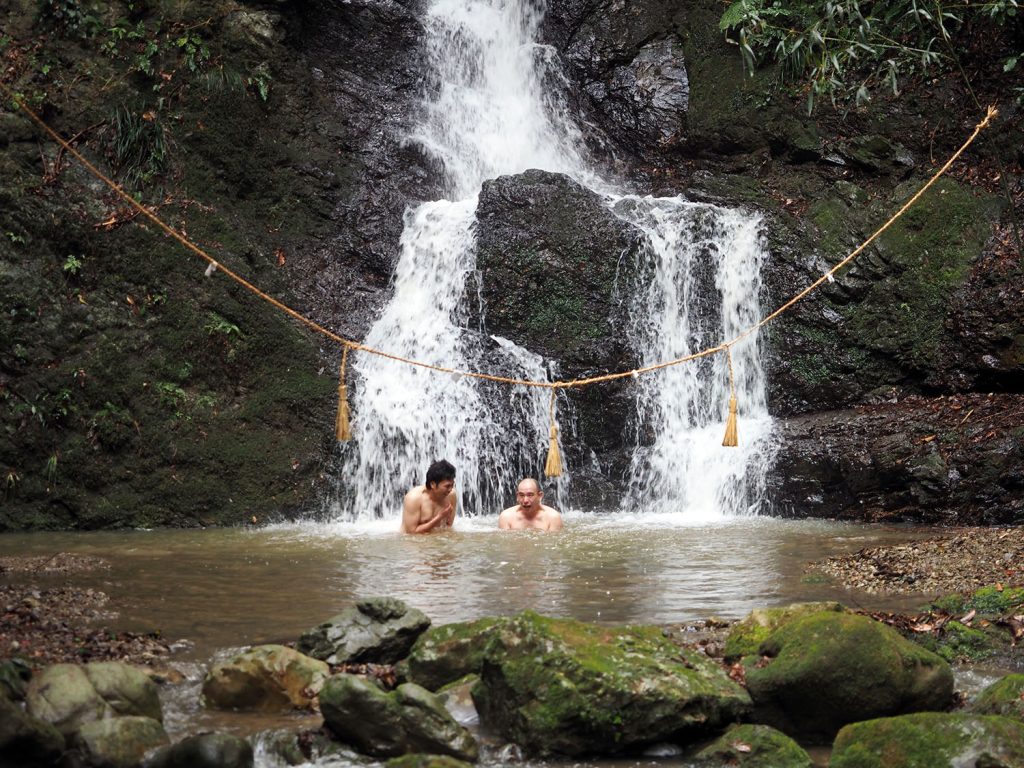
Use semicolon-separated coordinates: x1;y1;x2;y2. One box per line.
694;723;813;767
831;712;1024;768
745;611;953;740
723;601;847;661
969;675;1024;721
406;617;510;692
472;610;750;756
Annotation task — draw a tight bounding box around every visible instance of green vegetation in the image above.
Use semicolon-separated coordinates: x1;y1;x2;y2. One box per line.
112;106;169;189
719;0;1023;110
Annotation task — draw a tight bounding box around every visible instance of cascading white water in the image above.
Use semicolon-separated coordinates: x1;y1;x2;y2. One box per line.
333;0;588;518
615;198;776;519
334;0;775;521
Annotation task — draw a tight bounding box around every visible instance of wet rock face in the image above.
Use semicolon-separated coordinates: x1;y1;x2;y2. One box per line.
319;675;479;761
541;0;691;162
474;169;643;496
768;392;1024;525
297;597;432;665
288;0;441;341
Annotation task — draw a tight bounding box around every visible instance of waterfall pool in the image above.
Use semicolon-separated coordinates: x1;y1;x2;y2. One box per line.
0;516;1007;767
0;516;946;662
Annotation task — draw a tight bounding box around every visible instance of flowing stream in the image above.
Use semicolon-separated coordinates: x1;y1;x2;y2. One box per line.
335;0;775;520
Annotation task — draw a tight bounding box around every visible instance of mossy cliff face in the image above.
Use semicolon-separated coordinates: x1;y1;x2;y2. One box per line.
1;0;1022;528
0;0;433;528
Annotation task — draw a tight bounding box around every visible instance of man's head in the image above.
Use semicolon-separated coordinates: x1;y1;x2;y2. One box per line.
425;459;456;491
516;478;543;516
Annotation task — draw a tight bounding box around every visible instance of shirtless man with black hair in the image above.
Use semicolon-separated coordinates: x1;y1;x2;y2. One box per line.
400;459;458;534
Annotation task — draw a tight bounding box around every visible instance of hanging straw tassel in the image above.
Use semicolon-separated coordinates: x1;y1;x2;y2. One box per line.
544;390;562;477
336;346;352;442
722;346;738;447
722;397;738;447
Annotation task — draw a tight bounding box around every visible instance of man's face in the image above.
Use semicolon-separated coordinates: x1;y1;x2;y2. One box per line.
429;479;455;497
516;482;541;513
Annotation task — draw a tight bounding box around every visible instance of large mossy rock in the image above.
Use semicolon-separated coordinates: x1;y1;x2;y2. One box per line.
405;618;509;691
144;731;254;768
386;755;474;768
202;644;328;712
968;675;1024;722
470;610;751;756
297;597;431;665
475;169;643;502
723;601;847;661
25;662;162;736
72;715;169;768
744;611;953;740
319;674;478;761
830;712;1024;767
693;723;813;768
0;696;66;768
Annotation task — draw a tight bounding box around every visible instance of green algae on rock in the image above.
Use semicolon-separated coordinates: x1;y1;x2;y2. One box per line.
830;712;1024;768
723;601;847;661
968;675;1024;722
744;611;953;741
471;610;751;756
405;617;510;692
693;723;813;768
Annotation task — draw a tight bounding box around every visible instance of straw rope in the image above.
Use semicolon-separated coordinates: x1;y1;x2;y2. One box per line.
0;80;998;402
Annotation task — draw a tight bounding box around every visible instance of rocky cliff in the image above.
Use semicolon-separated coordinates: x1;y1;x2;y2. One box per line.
1;0;1020;528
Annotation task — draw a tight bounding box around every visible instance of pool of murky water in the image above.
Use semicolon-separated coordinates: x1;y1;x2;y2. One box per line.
0;514;995;767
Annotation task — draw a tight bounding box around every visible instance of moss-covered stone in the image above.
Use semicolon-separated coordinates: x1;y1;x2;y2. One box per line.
406;617;510;691
72;716;170;768
693;723;813;767
471;610;750;756
723;601;847;661
745;611;953;741
319;675;478;761
845;179;1001;374
386;755;473;768
830;712;1024;768
911;620;997;663
968;675;1024;722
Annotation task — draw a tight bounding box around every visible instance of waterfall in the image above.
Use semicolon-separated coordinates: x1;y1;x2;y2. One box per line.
332;0;586;518
615;198;776;518
332;0;774;521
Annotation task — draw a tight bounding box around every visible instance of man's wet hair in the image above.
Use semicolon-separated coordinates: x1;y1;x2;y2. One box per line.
425;459;456;489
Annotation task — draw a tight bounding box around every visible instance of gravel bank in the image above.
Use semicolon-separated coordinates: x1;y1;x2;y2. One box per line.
811;526;1022;594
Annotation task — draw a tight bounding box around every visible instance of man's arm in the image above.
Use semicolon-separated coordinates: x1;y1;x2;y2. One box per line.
498;508;513;529
545;508;564;532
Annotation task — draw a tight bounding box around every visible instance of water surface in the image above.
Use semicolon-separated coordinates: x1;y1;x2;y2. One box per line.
0;515;944;662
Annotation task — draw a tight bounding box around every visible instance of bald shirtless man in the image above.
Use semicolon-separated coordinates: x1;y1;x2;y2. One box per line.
498;478;563;531
401;459;458;534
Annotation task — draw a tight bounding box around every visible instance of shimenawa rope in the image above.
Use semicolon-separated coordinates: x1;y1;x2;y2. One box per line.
0;80;997;475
